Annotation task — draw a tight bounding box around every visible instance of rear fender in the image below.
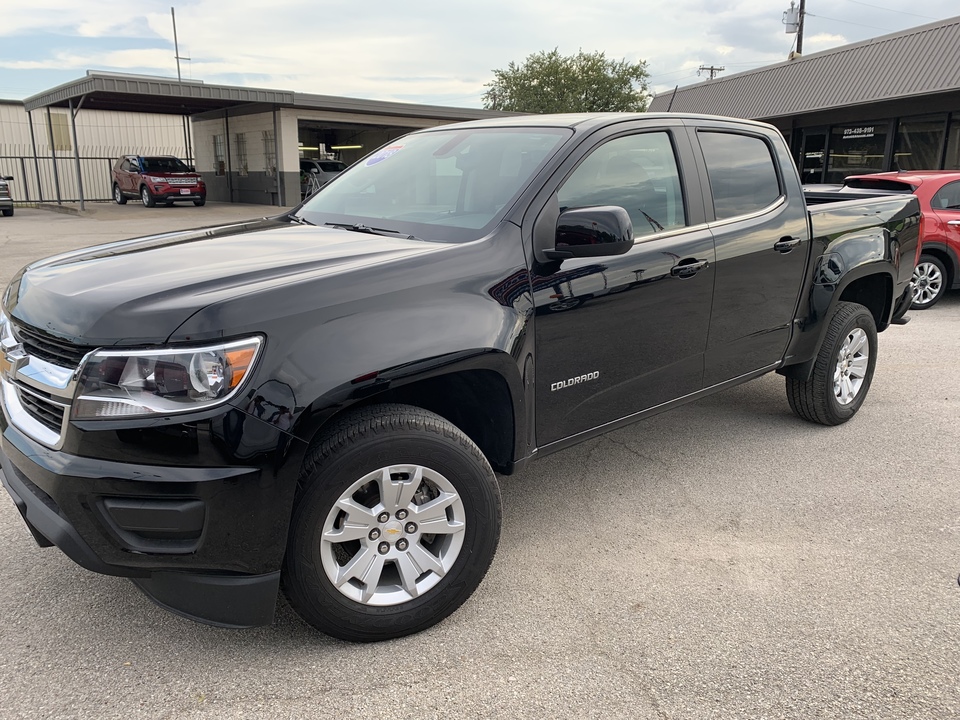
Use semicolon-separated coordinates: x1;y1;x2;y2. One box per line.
779;224;897;380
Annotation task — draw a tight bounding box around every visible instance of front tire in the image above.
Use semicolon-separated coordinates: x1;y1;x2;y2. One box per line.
282;404;502;642
1;207;12;217
911;254;947;309
140;185;155;207
193;197;206;206
786;301;877;426
113;183;127;205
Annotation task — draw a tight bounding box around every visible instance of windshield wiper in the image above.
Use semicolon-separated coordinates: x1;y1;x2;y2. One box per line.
286;213;315;226
324;222;420;240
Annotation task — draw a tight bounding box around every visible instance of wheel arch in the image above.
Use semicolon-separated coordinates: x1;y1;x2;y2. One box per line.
917;243;958;289
290;350;527;475
780;265;893;381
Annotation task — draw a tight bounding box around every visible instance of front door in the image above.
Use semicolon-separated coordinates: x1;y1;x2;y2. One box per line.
534;128;715;446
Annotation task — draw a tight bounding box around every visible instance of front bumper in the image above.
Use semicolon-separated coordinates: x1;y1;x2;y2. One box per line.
0;404;301;628
149;184;205;202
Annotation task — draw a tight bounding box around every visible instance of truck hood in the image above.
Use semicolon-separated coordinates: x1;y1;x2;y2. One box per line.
7;218;439;346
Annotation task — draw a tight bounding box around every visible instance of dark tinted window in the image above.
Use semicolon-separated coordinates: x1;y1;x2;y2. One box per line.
319;161;346;172
699;131;780;220
933;181;960;210
140;157;190;173
893;115;946;171
558;131;686;238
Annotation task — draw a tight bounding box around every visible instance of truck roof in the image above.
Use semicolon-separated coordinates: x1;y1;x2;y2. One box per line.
417;112;776;133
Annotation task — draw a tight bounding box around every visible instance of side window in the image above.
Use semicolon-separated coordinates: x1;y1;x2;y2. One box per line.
698;131;781;220
935;181;960;210
119;159;131;172
558;132;687;239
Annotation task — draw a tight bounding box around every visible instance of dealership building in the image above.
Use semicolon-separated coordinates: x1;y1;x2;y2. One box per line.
0;72;506;207
648;15;960;184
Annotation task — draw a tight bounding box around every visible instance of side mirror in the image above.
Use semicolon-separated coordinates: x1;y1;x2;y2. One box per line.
2;176;12;182
310;168;320;174
543;206;634;260
186;165;196;172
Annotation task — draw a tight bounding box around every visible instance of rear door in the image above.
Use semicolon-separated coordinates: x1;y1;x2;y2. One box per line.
930;181;960;274
687;122;810;386
532;121;716;446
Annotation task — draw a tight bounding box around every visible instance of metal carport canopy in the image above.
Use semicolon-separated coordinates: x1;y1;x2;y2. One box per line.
21;71;510;209
23;71;506;121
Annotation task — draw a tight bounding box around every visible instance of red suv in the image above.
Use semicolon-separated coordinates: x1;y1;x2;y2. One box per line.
840;171;960;309
112;155;206;208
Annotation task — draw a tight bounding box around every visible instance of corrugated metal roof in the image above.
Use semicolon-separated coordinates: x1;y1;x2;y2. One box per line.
649;16;960;119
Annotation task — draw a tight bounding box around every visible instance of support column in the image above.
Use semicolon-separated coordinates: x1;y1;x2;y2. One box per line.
273;107;283;207
69;96;86;211
45;107;62;204
224;110;233;203
27;110;43;202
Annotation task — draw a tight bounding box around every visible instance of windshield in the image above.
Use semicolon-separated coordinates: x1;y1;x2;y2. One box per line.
140;157;192;173
298;127;571;242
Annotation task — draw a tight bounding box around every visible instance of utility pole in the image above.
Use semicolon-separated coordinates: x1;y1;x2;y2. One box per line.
796;0;807;55
698;65;725;80
784;0;807;57
171;7;193;163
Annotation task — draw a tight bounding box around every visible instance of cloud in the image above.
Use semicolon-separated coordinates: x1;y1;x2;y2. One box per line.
0;0;958;105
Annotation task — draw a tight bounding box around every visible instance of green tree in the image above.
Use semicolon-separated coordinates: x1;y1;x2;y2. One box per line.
483;49;649;113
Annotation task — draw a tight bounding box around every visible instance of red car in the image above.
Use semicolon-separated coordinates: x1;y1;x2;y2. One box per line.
841;171;960;309
112;155;206;208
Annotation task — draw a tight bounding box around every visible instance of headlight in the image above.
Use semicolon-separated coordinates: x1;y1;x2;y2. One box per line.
145;176;166;183
73;337;262;419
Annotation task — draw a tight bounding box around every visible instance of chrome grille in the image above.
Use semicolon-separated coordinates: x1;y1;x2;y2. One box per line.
13;322;92;368
166;177;197;186
15;383;66;434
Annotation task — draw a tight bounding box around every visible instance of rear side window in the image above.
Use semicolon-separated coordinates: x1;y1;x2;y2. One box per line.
934;181;960;210
699;131;781;220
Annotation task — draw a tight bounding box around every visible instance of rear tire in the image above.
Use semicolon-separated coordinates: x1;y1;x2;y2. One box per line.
113;184;127;205
140;185;155;207
282;404;501;642
786;301;877;426
911;254;947;309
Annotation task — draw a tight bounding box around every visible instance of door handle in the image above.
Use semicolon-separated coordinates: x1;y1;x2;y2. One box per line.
948;220;960;226
670;259;709;278
774;237;802;253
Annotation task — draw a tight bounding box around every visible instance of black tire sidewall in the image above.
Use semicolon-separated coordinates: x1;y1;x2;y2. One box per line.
284;416;501;641
818;304;878;423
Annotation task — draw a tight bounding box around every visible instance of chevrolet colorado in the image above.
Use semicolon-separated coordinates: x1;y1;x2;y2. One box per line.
0;113;918;641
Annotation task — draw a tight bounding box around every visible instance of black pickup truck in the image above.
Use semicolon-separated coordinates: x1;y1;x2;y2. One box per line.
0;114;918;642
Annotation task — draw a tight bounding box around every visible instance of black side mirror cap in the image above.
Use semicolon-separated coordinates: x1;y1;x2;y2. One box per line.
543;206;634;260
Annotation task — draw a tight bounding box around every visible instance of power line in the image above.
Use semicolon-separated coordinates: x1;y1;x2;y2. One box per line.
804;12;896;33
840;0;939;20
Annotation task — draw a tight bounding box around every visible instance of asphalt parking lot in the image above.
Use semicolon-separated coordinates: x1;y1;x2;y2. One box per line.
1;204;959;719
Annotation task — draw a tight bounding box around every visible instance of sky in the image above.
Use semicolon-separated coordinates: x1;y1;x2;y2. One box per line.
0;0;957;108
